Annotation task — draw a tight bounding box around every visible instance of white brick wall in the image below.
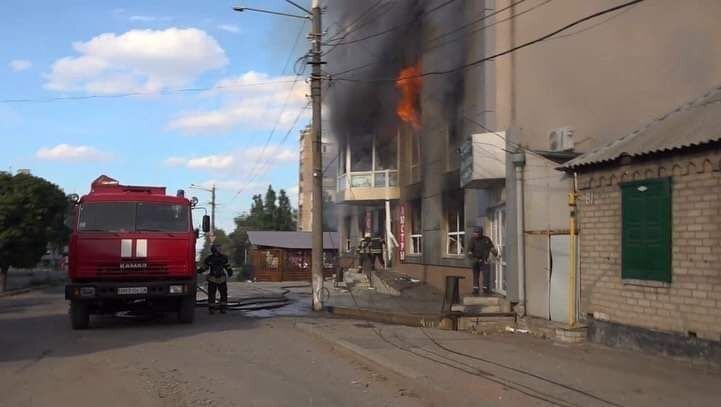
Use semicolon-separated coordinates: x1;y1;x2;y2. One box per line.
577;150;721;342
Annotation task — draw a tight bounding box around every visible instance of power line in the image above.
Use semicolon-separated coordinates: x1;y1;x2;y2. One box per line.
322;0;461;47
229;101;310;204
0;79;302;104
424;0;553;55
333;0;644;83
226;19;310;204
324;0;551;81
325;0;388;43
425;0;528;46
235;19;308;157
322;0;394;57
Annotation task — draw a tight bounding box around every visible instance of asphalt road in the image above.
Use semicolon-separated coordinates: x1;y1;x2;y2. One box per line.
0;287;424;407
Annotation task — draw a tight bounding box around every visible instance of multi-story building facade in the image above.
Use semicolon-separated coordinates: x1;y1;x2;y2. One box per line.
327;0;721;342
298;124;338;232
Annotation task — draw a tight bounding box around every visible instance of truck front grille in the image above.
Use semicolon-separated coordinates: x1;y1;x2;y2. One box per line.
96;263;170;275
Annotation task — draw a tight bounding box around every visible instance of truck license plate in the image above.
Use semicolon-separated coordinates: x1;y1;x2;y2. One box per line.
117;287;148;295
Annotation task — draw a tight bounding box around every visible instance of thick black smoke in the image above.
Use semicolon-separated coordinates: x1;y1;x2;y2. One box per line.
323;0;469;143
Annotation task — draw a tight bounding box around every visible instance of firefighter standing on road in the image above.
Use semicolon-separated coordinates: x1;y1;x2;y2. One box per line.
370;233;386;270
467;226;498;296
199;244;233;314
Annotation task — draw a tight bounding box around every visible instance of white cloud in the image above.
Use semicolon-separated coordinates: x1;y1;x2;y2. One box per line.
164;156;188;166
9;59;32;72
167;71;309;134
36;144;111;162
129;15;174;23
198;179;262;191
187;155;235;170
45;28;227;94
165;154;234;170
217;24;240;33
129;15;156;22
164;146;297;175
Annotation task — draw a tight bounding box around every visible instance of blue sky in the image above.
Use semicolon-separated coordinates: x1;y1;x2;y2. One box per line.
0;0;311;232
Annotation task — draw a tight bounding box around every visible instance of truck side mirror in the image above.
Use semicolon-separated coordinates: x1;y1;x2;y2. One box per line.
202;215;211;233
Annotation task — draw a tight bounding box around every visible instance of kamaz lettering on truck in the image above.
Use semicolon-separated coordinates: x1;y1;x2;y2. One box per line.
65;175;210;329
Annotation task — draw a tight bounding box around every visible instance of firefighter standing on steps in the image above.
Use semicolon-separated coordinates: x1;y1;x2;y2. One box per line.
198;244;233;314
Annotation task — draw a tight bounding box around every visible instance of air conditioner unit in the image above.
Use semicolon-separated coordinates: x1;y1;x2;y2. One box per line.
549;127;575;152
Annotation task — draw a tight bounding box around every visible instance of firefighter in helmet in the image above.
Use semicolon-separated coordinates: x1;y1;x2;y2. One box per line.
358;233;372;271
199;244;233;314
369;233;386;270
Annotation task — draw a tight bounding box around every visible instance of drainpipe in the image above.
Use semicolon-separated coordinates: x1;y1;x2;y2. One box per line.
511;149;526;316
385;199;394;268
567;172;579;327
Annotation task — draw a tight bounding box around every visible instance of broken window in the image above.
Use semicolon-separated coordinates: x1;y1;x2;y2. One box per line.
445;192;465;256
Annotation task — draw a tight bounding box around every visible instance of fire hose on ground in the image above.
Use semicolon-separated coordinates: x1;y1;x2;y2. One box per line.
195;285;292;311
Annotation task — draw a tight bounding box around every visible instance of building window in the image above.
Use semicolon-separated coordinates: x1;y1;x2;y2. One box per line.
409;200;422;255
444;190;465;256
621;178;672;282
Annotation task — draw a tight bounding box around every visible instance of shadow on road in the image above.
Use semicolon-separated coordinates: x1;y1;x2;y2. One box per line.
0;287;260;364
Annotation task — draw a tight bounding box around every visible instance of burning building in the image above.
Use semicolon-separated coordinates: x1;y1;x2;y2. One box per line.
325;0;721;354
326;0;499;295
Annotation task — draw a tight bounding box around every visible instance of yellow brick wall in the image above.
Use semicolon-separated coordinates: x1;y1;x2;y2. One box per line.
577;150;721;342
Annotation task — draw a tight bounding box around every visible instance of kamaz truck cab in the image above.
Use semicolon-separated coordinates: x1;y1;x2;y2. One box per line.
65;175;209;329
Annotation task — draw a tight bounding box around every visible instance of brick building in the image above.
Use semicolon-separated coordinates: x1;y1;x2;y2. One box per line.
562;86;721;359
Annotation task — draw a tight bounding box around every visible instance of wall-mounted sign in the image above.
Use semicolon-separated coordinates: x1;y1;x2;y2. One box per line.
399;204;406;261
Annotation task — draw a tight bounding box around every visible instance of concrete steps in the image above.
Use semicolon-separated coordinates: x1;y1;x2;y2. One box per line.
343;270;372;290
451;295;511;314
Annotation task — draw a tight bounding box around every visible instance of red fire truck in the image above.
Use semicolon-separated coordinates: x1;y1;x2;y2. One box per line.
65;175;209;329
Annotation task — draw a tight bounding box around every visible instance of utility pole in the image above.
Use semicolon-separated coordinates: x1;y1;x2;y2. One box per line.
211;184;216;235
189;183;217;241
234;0;323;311
309;0;324;312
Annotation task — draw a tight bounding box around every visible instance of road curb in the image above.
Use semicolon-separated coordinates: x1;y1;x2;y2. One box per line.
324;306;442;328
0;284;55;298
295;322;422;380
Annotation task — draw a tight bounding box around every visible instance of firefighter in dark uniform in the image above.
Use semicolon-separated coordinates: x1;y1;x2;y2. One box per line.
467;226;498;296
370;233;386;270
199;244;233;314
358;233;371;270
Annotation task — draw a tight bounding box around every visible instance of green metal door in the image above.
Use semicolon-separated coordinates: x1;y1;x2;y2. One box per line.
621;178;672;282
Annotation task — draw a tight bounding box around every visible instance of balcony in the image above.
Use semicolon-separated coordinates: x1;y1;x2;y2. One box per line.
336;132;400;203
337;169;400;202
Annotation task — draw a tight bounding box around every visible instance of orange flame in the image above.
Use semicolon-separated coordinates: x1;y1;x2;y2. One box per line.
395;63;422;129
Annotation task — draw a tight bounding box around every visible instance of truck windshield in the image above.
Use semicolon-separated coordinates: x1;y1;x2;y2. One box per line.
78;202;189;233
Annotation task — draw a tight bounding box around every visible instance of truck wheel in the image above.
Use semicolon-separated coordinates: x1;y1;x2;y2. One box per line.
70;301;90;330
178;296;195;323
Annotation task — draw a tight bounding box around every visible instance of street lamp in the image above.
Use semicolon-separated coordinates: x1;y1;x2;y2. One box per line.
234;0;325;312
189;184;216;236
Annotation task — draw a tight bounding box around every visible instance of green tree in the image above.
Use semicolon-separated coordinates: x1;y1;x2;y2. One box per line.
276;189;296;231
262;185;278;230
0;173;68;291
224;184;298;273
248;194;264;228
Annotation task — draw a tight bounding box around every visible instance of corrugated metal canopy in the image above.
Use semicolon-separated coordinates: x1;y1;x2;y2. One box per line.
562;85;721;170
247;231;340;250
